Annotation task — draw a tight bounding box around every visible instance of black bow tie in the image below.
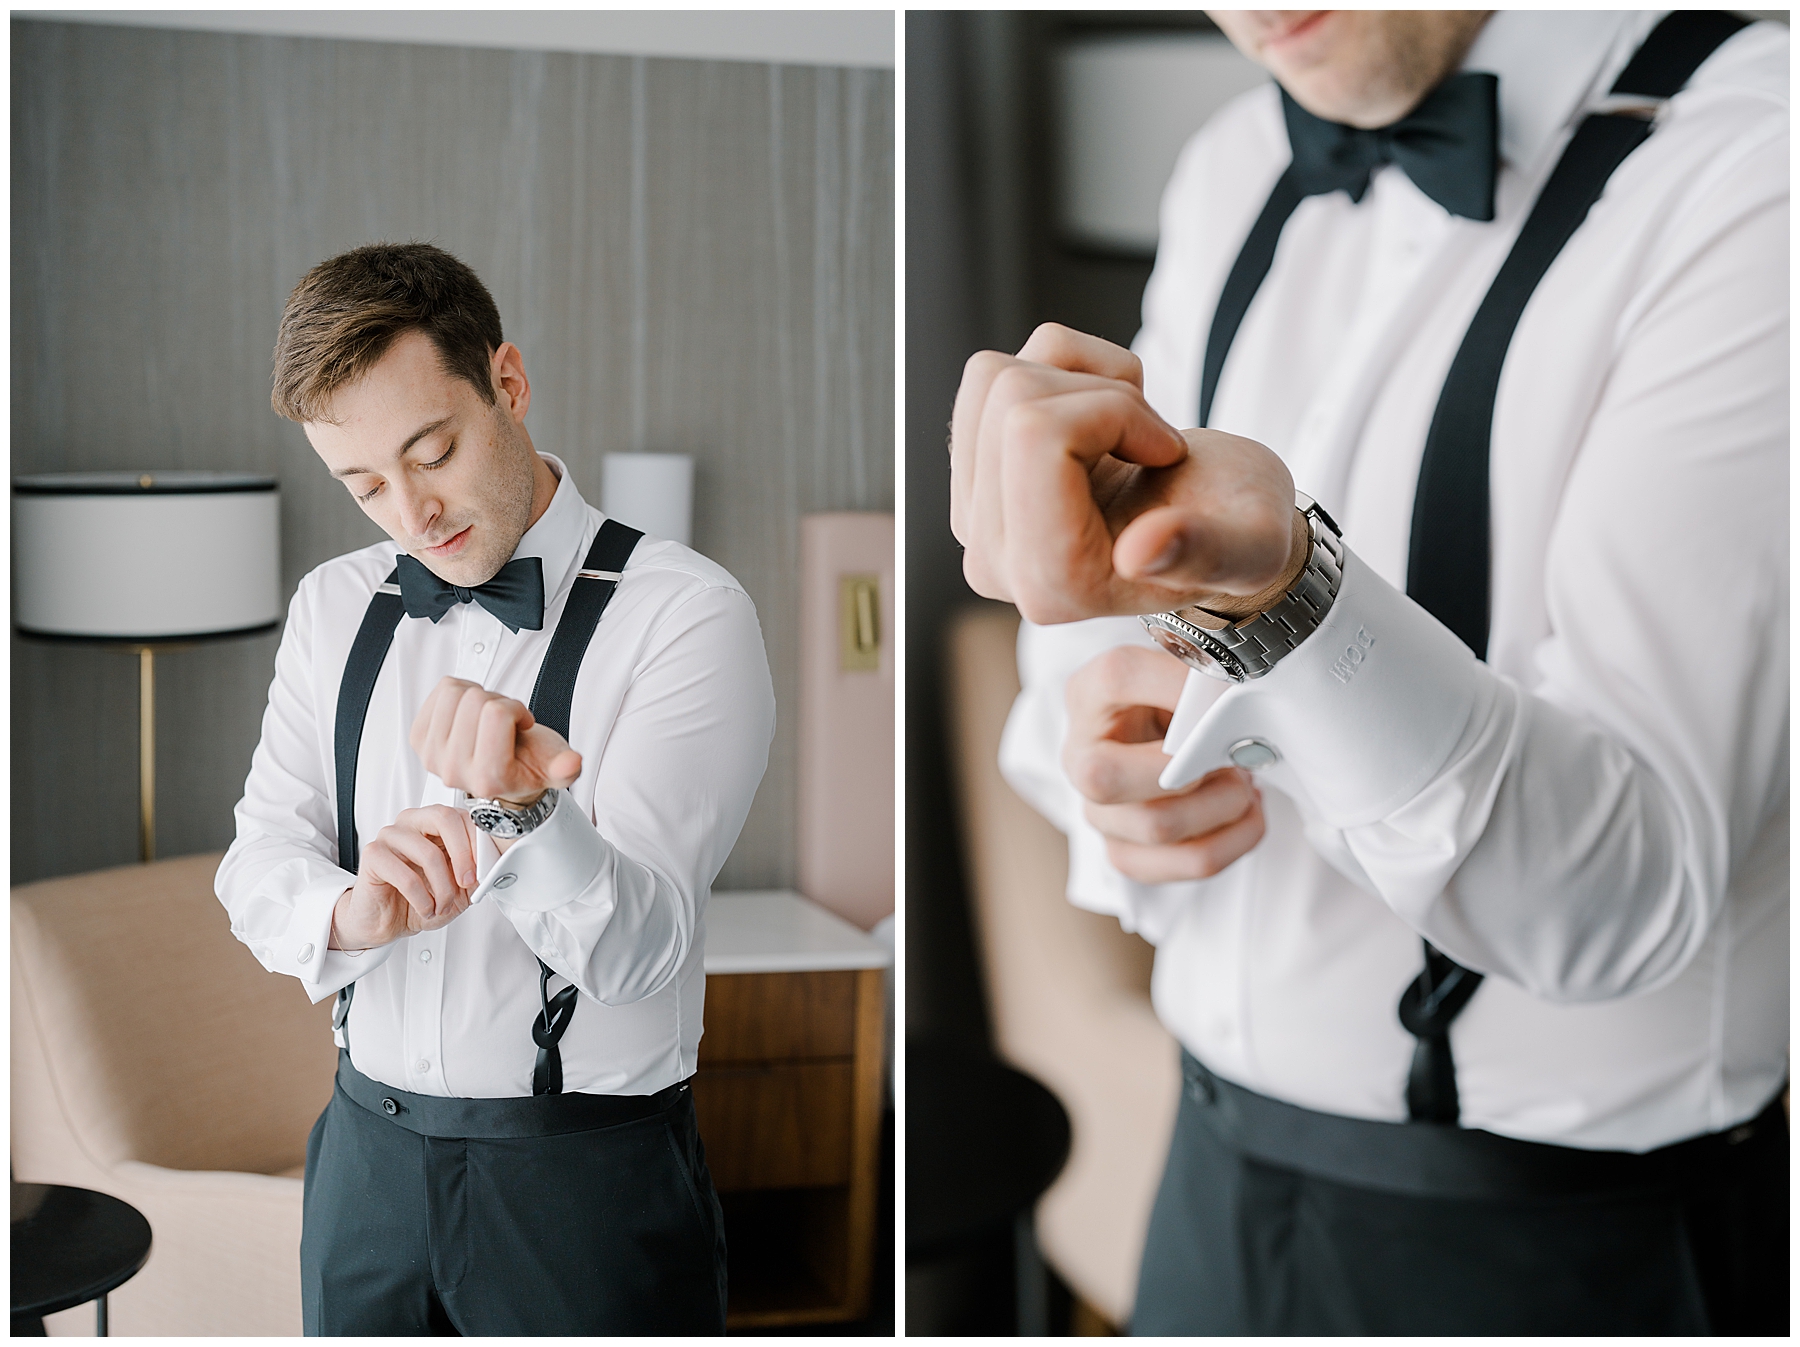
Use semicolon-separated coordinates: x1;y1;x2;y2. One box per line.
395;554;545;632
1281;72;1499;222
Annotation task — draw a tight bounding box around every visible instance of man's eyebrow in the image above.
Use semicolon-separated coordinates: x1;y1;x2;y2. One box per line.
329;416;455;478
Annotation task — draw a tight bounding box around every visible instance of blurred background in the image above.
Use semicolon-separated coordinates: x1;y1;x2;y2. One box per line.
906;8;1787;1338
13;11;894;1336
905;11;1264;1335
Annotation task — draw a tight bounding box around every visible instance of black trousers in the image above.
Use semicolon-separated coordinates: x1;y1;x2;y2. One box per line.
300;1054;727;1336
1134;1054;1788;1336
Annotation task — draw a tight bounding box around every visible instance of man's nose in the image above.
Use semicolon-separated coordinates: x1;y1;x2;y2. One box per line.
391;477;442;540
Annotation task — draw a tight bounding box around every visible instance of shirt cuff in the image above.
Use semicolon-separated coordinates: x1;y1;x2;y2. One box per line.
281;871;392;1003
1159;546;1484;828
472;789;610;915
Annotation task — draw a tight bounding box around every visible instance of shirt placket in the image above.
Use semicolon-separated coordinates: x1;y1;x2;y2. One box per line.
1285;180;1454;514
401;601;507;1097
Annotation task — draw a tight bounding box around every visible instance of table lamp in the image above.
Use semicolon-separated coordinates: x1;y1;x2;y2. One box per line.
602;453;693;546
13;471;282;862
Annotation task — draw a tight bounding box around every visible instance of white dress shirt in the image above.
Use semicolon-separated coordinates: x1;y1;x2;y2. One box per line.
217;455;775;1098
1000;12;1787;1151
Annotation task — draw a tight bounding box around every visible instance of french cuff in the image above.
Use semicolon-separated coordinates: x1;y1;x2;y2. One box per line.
469;789;609;915
283;871;392;1004
1159;546;1483;829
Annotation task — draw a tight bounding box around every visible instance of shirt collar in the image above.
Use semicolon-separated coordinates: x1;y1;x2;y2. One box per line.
509;452;598;597
1460;10;1664;179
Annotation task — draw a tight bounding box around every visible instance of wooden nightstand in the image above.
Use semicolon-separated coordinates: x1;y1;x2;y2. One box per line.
696;891;891;1329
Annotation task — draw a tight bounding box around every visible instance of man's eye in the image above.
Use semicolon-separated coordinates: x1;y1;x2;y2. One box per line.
423;442;456;470
355;481;383;503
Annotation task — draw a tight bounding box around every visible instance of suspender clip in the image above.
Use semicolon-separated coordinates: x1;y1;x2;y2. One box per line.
1589;93;1667;122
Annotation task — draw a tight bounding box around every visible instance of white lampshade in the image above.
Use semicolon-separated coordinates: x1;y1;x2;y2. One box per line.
13;471;283;640
602;453;693;546
1054;33;1268;253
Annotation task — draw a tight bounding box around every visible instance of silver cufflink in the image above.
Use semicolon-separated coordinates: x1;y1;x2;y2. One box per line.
1228;739;1280;770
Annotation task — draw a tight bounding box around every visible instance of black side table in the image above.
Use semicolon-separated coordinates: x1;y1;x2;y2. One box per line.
906;1037;1072;1334
12;1183;153;1336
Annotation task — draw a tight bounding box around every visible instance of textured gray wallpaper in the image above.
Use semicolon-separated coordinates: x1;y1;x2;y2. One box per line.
11;19;894;885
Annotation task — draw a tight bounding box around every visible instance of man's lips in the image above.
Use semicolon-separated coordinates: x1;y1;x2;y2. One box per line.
422;526;472;558
1264;10;1332;51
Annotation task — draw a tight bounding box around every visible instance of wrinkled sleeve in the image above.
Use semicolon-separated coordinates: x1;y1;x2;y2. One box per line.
475;585;775;1005
998;616;1230;947
1160;134;1788;1004
216;573;396;1005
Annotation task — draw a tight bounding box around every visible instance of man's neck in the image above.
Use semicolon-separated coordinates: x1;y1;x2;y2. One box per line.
525;452;560;532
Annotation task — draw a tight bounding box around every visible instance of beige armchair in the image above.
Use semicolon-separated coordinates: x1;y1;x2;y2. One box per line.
943;604;1181;1332
12;853;336;1336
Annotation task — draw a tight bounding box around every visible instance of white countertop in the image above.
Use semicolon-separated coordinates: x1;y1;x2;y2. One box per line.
704;890;893;974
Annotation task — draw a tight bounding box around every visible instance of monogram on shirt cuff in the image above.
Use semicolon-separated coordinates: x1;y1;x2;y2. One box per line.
1158;546;1484;829
472;789;608;914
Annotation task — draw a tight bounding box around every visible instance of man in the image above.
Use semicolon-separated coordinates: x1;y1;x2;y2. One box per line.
217;242;774;1335
955;11;1786;1335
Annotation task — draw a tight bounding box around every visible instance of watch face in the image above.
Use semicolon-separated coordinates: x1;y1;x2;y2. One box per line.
1145;623;1215;669
469;801;526;837
1142;615;1244;681
468;789;557;838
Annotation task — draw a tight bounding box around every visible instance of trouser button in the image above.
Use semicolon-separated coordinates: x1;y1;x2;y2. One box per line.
382;1098;398;1116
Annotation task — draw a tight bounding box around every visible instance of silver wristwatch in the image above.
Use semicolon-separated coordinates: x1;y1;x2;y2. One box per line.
467;788;560;839
1139;493;1345;682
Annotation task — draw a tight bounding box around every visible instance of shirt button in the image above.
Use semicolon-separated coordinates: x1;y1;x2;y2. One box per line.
473;642;485;654
297;943;314;964
416;1060;431;1075
419;949;432;963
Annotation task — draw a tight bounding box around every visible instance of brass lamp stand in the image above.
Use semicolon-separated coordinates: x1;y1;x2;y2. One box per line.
136;647;156;863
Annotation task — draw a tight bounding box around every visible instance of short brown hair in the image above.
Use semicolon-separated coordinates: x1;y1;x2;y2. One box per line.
271;242;504;422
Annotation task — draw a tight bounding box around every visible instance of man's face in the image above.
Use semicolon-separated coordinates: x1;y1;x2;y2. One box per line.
305;329;540;587
1208;11;1492;128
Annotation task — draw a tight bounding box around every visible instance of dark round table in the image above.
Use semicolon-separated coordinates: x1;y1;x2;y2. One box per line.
12;1183;152;1337
906;1037;1072;1333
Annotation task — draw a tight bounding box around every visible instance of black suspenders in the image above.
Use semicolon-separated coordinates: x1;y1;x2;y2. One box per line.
1196;12;1747;1122
330;518;644;1096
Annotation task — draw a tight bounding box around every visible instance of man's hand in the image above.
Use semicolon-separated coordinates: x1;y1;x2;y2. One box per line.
410;677;584;804
1064;644;1265;883
950;322;1307;625
330;805;481;949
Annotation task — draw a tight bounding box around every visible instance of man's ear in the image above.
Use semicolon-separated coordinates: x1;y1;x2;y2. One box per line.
492;342;531;422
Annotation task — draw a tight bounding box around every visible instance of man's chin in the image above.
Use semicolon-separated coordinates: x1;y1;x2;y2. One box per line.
405;549;497;588
414;556;503;587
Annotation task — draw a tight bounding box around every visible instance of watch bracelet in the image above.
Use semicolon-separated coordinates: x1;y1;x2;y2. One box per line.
1146;504;1345;681
468;787;559;838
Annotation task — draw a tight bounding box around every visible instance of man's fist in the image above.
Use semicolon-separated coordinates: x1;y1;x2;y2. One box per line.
410;676;583;804
331;805;481;949
950;322;1306;625
1064;644;1265;883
